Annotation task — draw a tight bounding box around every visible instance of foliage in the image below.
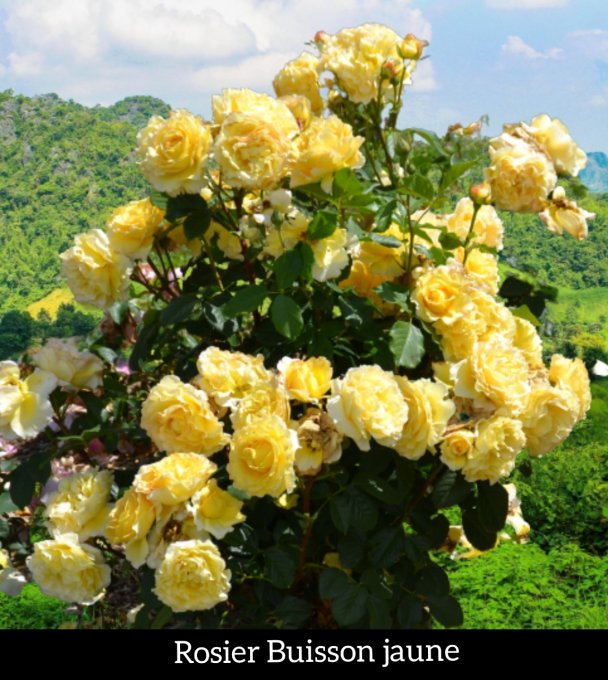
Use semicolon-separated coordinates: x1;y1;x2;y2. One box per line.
0;584;77;629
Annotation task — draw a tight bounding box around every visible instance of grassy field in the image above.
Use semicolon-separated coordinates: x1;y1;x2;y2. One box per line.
548;286;608;342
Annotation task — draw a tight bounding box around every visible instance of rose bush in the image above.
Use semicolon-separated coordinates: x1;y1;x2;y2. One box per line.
0;22;593;629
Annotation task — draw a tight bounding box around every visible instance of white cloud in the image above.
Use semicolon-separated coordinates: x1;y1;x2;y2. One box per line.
0;0;434;109
569;29;608;61
486;0;568;9
501;35;563;60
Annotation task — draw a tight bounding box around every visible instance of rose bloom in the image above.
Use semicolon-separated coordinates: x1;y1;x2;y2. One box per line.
45;468;113;540
263;210;309;258
411;261;473;326
106;198;165;260
105;488;156;567
319;24;406;104
141;375;229;455
327;365;409;451
61;229;132;310
440;429;476;471
136;109;211;196
154;539;231;613
394;378;455;460
294;408;343;476
523;114;587;176
196;346;271;408
290;115;364;193
0;362;56;440
339;258;393;304
310;228;351;282
228;415;297;498
540;186;595;241
463;416;526;484
520;383;579;456
273;52;324;114
27;533;111;605
451;335;531;415
191;480;245;539
145;503;202;569
214;112;296;190
455;248;499;295
277;356;332;403
485;133;557;213
446;198;504;250
357;224;406;279
279;94;313;130
513;317;544;370
549;354;591;421
229;381;291;430
205;222;243;261
33;338;103;390
134;452;217;506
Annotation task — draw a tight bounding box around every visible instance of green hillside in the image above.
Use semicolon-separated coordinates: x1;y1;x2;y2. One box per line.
0;91;169;314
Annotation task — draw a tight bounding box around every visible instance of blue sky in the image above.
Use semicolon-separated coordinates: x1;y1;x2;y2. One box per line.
0;0;606;151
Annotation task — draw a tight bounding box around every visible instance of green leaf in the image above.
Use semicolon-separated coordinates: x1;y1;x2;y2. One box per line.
408;128;449;159
389;321;425;368
416;563;450;598
274;249;302;290
477;481;509;532
368;233;402;248
275;597;312;626
439;231;463;250
330;494;352;534
149;189;167;211
222;285;268;318
307;210;338;240
109;300;129;325
330;489;378;535
9;453;51;508
150;606;173;630
512;304;541;327
160;294;197;325
397;595;424;628
431;470;458;508
368;527;406;568
374;282;410;308
332;168;365;197
264;545;298;589
367;597;392;629
426;595;463;628
271;295;304;339
296;242;315;282
429;246;448;265
0;492;18;514
128;321;159;370
440;160;476;192
356;476;402;505
332;583;368;626
399;174;436;202
319;568;350;599
165;193;208;222
338;533;366;569
462;508;497;552
375;199;405;232
184;206;211;240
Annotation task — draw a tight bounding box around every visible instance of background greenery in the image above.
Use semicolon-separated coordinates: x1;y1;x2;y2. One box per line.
0;91;606;628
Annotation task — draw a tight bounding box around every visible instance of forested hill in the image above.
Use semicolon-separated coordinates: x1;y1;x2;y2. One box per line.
580;151;608;193
0;91;170;313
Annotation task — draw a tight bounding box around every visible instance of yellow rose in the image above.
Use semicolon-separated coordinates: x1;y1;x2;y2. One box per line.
277;356;332;403
27;533;111;605
136;109;211;196
357;224;406;279
513;317;544;369
273;52;324;114
446;198;504;250
279;94;313;130
106;198;165;260
0;362;56;441
154;539;231;613
485;133;557;213
451;335;530;415
45;469;113;540
411;261;472;325
145;503;203;569
319;24;405;104
294;408;343;475
196;346;271;408
311;228;351;282
540;186;595;240
469;289;516;341
228;415;297;498
230;381;291;430
206;222;243;261
60;229;132;310
327;365;409;451
524;114;587;176
262;210;309;258
549;354;591;421
455;248;499;295
33;338;103;390
394;378;455;460
134;452;217;507
440;429;476;471
191;480;245;539
214;112;296;190
339;258;392;301
463;416;526;484
520;383;579;456
141;375;229;455
290;115;364;193
105;488;156;567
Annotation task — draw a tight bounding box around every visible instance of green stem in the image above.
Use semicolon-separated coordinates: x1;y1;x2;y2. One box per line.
203;238;224;291
462;204;481;265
